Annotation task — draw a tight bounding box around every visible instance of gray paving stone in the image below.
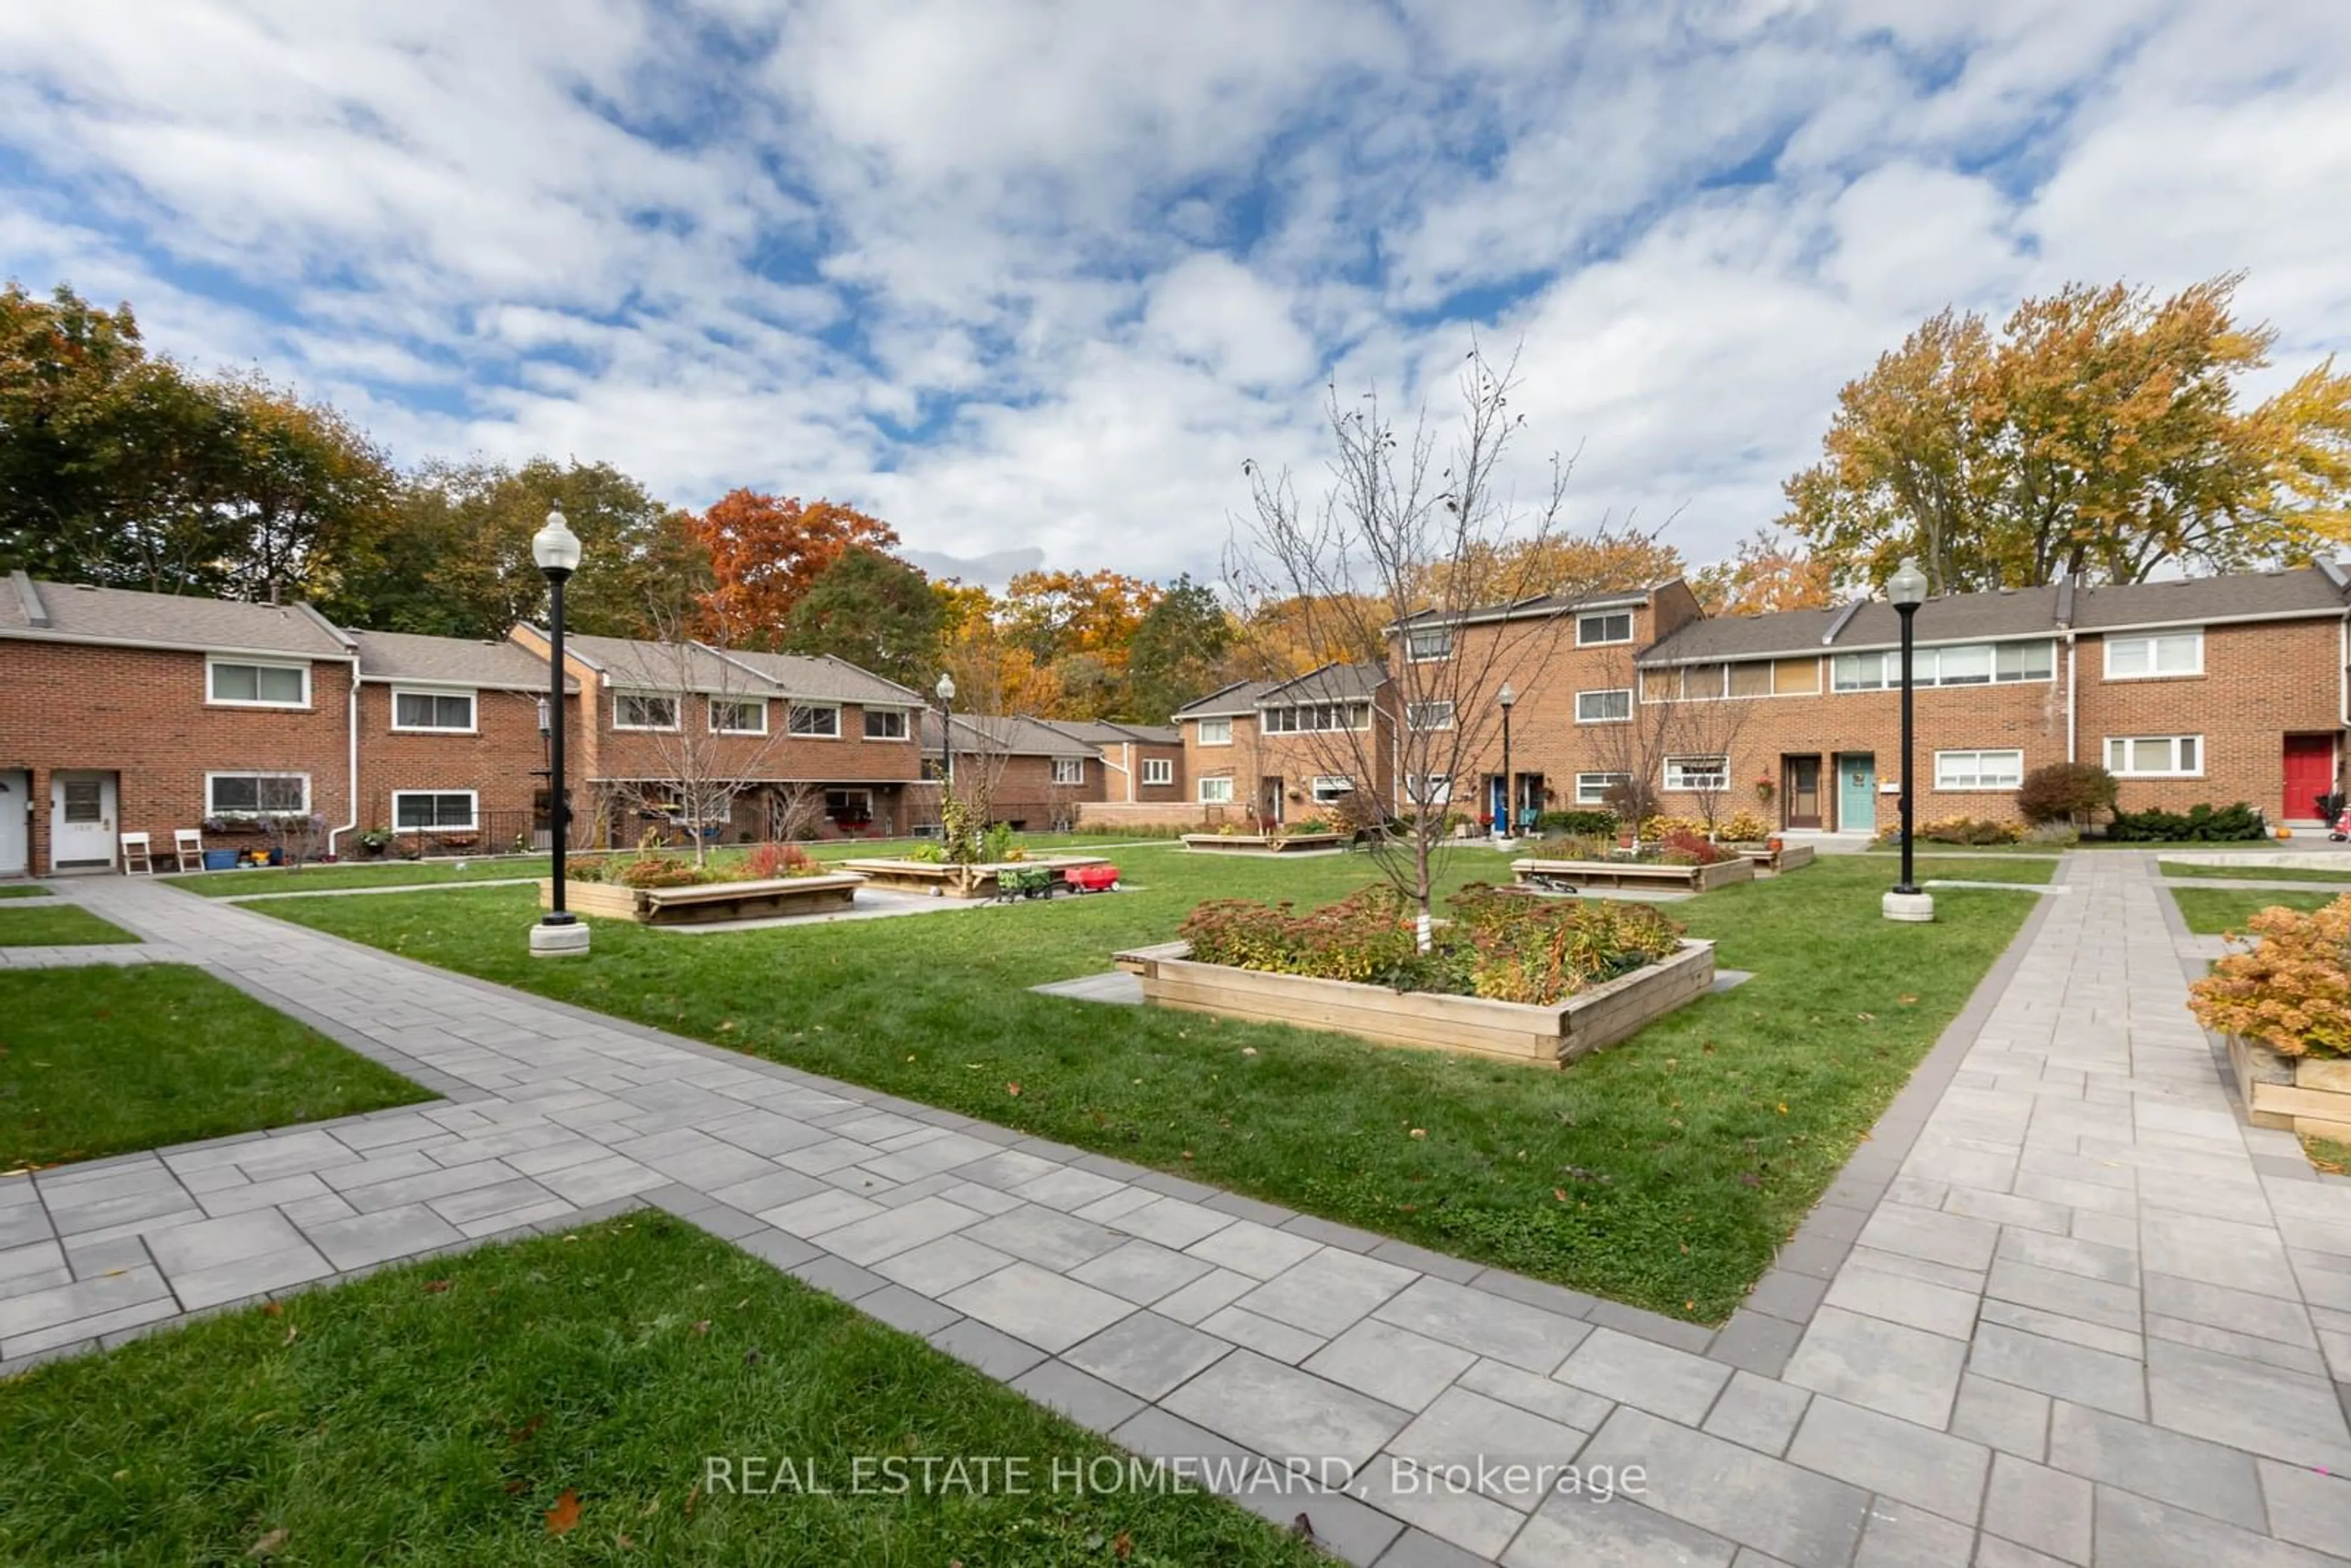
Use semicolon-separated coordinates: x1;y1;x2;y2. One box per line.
1350;1455;1524;1559
1986;1257;2142;1335
940;1261;1134;1354
1067;1239;1214;1305
2140;1210;2302;1300
1106;1195;1236;1250
530;1153;666;1207
1149;1266;1257;1326
1388;1386;1595;1510
702;1168;828;1215
1064;1310;1231;1400
781;1253;888;1302
960;1204;1126;1270
857;1283;960;1337
2144;1337;2351;1472
1304;1319;1477;1412
1556;1325;1733;1426
4;1292;184;1359
0;1264;173;1341
1981;1452;2091;1562
760;1188;885;1237
1184;1219;1322;1280
870;1233;1014;1295
1199;1304;1326;1364
1787;1396;1989;1525
804;1196;981;1266
1850;1499;1978;1567
1455;1358;1615;1433
1367;1239;1484;1284
343;1159;525;1215
2094;1484;2344;1568
426;1176;560;1228
2143;1270;2320;1348
1979;1298;2142;1360
927;1317;1046;1380
1706;1310;1804;1379
1010;1358;1145;1433
1007;1166;1130;1212
1701;1369;1810;1457
1160;1349;1410;1469
1501;1494;1736;1567
1235;1247;1415;1337
300;1204;467;1270
144;1210;305;1278
43;1185;196;1237
170;1244;334;1310
1374;1277;1590;1375
1782;1305;1967;1427
1970;1322;2147;1420
1822;1259;1981;1339
1855;1203;2000;1273
951;1149;1062;1190
2258;1458;2351;1559
1951;1373;2050;1460
1575;1406;1870;1567
1371;1525;1504;1568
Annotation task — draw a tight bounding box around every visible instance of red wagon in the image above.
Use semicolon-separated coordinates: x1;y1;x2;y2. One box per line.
1062;863;1120;894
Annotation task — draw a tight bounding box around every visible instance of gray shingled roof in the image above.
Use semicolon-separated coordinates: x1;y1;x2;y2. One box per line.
350;629;577;691
920;712;1100;759
1263;661;1388;704
716;648;929;706
2;574;350;657
2068;568;2348;630
558;631;752;694
1395;587;1655;628
1173;678;1282;719
1042;719;1182;747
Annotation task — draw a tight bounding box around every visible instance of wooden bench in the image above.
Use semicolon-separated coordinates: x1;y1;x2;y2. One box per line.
1510;856;1756;895
1179;832;1349;855
541;872;864;926
839;856;1110;899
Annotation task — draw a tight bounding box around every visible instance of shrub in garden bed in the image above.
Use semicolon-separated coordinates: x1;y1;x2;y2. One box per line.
2187;894;2351;1059
1877;816;2023;847
1178;883;1683;1005
2104;802;2267;842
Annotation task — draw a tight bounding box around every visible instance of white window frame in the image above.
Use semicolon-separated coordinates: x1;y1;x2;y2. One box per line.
1577;611;1634;647
1406;700;1457;731
1577;688;1633;724
1576;771;1630;806
2104;630;2204;680
1933;749;2025;791
613;692;679;731
390;686;476;733
1725;662;1775;699
1197;717;1233;746
1406;628;1453;662
1051;757;1085;786
1263;702;1371;734
1311;775;1356;803
1198;776;1235;804
708;697;768;735
205;771;310;819
1142;757;1174;786
2105;735;2204;778
207;658;310;710
1409;774;1452;806
863;707;909;741
391;789;479;831
1663;755;1730;792
786;702;841;739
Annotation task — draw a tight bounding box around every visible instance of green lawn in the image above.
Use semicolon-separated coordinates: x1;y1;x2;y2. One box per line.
260;847;2041;1322
0;904;137;946
2160;860;2351;885
0;966;429;1169
0;1217;1325;1567
0;885;51;899
163;856;553;897
2170;887;2339;936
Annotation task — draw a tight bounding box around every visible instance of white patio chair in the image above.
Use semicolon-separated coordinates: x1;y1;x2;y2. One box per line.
174;828;205;872
119;831;154;875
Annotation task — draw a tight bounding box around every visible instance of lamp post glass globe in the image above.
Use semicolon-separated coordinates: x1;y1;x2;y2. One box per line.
935;672;955;703
531;509;583;577
1888;556;1929;607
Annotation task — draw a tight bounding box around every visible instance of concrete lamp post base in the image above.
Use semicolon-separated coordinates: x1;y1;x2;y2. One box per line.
530;921;592;958
1881;890;1937;923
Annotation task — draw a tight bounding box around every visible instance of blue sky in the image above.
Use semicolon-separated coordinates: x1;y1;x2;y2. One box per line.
2;0;2345;585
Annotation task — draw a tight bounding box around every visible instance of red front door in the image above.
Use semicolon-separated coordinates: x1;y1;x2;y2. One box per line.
2283;734;2337;820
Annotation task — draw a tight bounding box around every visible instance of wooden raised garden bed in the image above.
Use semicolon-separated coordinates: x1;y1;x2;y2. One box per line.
837;856;1109;899
1113;939;1715;1067
1180;832;1348;855
2227;1034;2351;1142
1733;842;1815;874
1510;856;1756;895
539;872;863;926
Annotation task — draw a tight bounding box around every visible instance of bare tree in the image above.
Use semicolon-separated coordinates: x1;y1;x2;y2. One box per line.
1228;342;1660;946
1664;675;1757;838
767;780;829;842
626;599;793;865
1584;650;1679;841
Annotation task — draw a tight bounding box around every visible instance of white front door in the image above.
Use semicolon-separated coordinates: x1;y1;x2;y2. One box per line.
50;770;117;868
0;771;28;876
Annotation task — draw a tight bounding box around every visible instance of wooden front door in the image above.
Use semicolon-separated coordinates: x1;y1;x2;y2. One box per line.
2283;734;2337;821
1783;756;1823;829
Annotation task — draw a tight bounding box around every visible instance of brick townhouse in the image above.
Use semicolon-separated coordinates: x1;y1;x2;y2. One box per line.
1040;721;1185;805
917;712;1103;830
1174;662;1395;825
1402;564;2351;835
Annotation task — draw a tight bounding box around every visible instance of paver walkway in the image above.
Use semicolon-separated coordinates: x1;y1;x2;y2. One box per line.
3;860;2349;1566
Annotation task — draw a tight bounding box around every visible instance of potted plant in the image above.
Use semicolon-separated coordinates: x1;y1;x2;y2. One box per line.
356;827;394;860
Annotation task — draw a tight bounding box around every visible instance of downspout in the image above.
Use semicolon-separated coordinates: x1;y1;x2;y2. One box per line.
331;659;360;858
2064;636;2077;765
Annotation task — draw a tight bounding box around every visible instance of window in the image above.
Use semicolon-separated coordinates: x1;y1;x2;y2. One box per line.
1727;662;1774;699
1832;651;1892;692
1997;642;2055;681
209;659;307;707
1835;640;2058;691
1052;757;1085;786
1263;703;1370;733
824;789;872;823
1198;718;1233;746
207;773;308;817
1933;644;1993;685
2107;735;2202;777
786;703;841;738
1663;756;1730;791
392;689;474;731
1679;664;1727;699
1577;771;1630;805
1406;628;1453;661
1198;776;1235;803
2105;631;2203;680
392;790;477;830
1407;700;1456;731
1578;611;1633;646
1409;774;1452;805
709;698;767;735
864;708;909;740
1577;688;1633;724
1142;757;1174;786
61;779;100;823
614;693;678;730
1935;750;2025;790
1311;775;1356;803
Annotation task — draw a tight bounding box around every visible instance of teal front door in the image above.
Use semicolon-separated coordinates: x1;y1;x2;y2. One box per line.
1836;752;1877;834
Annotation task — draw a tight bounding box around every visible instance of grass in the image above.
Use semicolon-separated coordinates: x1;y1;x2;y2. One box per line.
2160;860;2351;885
260;846;2043;1322
0;885;51;899
0;1217;1327;1567
0;904;138;946
163;856;553;897
2169;887;2338;936
2304;1135;2350;1175
0;966;429;1169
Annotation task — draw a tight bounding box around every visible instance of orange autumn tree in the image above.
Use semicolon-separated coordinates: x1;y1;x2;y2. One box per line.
935;580;1063;718
998;569;1163;719
1693;527;1837;615
688;489;898;647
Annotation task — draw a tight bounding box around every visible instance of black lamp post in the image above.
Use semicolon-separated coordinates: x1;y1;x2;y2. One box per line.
1496;681;1518;844
935;671;956;819
530;509;589;956
1883;556;1933;922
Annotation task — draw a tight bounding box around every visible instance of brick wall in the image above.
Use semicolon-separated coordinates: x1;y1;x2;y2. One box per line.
1098;741;1185;803
1182;711;1393;823
0;642;353;872
353;681;574;850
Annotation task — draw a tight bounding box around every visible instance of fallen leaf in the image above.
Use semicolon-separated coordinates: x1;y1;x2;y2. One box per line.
423;1279;454;1294
1408;1128;1427;1139
684;1482;700;1518
1240;1047;1257;1057
616;1532;636;1550
260;1301;284;1318
1776;1103;1788;1115
1553;1188;1569;1202
1114;1531;1134;1559
690;1320;711;1337
247;1527;288;1558
510;1414;547;1445
1006;1082;1022;1097
545;1490;582;1536
504;1480;528;1495
282;1324;298;1346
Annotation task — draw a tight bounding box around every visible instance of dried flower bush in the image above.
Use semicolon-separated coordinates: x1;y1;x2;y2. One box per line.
2188;896;2351;1059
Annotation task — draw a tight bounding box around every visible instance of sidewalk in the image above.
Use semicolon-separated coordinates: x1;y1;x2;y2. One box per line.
4;860;2347;1566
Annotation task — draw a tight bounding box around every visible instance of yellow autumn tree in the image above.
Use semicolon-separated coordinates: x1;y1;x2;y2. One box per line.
1693;528;1837;615
1783;273;2351;592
